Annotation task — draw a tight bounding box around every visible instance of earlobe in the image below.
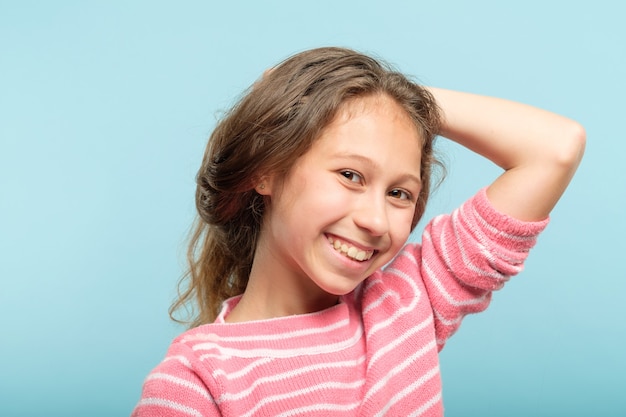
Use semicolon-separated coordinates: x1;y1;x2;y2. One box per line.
255;175;273;195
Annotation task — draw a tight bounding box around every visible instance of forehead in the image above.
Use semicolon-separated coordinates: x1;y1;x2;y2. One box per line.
334;94;418;129
310;94;423;174
319;94;422;150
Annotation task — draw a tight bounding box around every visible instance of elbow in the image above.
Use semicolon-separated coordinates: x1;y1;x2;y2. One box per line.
556;120;586;170
569;120;587;161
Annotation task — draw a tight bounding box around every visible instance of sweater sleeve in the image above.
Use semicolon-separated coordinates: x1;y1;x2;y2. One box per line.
419;188;549;351
131;341;222;417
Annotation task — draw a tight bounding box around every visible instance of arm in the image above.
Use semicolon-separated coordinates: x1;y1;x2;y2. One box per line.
429;88;586;221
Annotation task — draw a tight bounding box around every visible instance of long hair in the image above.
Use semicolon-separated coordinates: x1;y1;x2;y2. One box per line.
170;47;443;327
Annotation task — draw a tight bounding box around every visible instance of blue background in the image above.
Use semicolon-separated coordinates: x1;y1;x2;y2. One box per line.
1;1;624;416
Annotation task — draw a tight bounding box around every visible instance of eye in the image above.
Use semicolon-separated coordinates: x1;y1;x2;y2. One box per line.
388;188;412;201
340;170;363;184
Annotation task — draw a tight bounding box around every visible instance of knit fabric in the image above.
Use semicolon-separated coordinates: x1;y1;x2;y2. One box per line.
132;189;548;416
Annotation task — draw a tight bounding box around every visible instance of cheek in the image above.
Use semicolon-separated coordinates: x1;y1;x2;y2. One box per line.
292;173;343;210
390;212;415;246
271;177;328;231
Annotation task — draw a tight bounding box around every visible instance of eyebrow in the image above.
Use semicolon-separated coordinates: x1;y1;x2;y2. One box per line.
331;152;422;185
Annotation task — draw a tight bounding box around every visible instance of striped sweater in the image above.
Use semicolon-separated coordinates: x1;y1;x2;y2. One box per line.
132;189;548;416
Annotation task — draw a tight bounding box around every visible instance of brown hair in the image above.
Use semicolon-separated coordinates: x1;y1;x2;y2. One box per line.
170;47;443;327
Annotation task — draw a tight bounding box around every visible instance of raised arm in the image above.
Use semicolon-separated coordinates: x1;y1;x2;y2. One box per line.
429;88;586;221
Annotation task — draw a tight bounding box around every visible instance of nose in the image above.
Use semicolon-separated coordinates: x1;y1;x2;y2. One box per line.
352;193;389;237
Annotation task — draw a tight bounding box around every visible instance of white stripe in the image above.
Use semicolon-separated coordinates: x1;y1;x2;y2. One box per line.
183;315;349;344
363;251;421;316
146;373;214;402
439;210;505;280
162;354;192;368
211;357;274;380
373;365;440;417
421;253;489;307
198;352;233;362
362;288;396;315
467;202;538;242
364;276;383;292
216;355;367;403
433;308;464;327
430;213;445;226
367;267;420;338
468;205;536;273
478;243;521;276
459;203;530;270
275;401;361;417
463;202;531;269
398;248;419;264
470;218;522;276
135;397;203;417
364;340;438;404
240;380;366;417
408;391;443;417
193;325;363;358
367;314;433;372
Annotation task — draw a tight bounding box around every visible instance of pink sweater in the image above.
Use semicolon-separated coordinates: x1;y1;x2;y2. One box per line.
132;189;548;416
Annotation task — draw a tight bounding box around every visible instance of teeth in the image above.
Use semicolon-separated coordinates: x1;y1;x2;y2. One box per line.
328;236;374;262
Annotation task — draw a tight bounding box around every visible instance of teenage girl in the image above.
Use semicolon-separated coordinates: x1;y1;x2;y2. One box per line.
132;47;585;416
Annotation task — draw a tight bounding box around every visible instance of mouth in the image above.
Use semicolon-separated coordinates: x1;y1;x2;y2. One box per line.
327;235;376;262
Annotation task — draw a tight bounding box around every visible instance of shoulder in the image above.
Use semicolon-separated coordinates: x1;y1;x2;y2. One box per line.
150;324;223;382
132;327;222;416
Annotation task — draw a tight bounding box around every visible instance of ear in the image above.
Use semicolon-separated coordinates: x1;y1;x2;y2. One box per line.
255;174;275;196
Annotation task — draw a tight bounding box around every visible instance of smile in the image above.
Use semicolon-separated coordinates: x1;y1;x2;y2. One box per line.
327;236;375;262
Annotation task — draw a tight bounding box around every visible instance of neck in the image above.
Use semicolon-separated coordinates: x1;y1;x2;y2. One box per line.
225;248;339;323
225;289;339;323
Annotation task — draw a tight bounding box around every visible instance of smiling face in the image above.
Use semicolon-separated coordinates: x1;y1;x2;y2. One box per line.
247;94;423;315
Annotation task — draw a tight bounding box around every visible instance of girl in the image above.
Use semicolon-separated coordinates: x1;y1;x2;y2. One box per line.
132;47;585;416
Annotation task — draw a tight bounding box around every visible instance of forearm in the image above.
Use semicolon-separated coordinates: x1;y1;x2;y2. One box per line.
429;87;586;221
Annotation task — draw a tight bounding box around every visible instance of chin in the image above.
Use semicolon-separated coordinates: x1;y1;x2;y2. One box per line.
317;276;366;297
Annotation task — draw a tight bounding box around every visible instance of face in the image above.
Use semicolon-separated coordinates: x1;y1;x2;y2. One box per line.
254;94;423;309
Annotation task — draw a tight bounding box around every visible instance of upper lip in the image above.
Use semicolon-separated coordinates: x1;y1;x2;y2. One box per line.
326;233;379;253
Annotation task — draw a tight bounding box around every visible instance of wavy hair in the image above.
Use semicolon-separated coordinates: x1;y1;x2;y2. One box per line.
170;47;443;327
